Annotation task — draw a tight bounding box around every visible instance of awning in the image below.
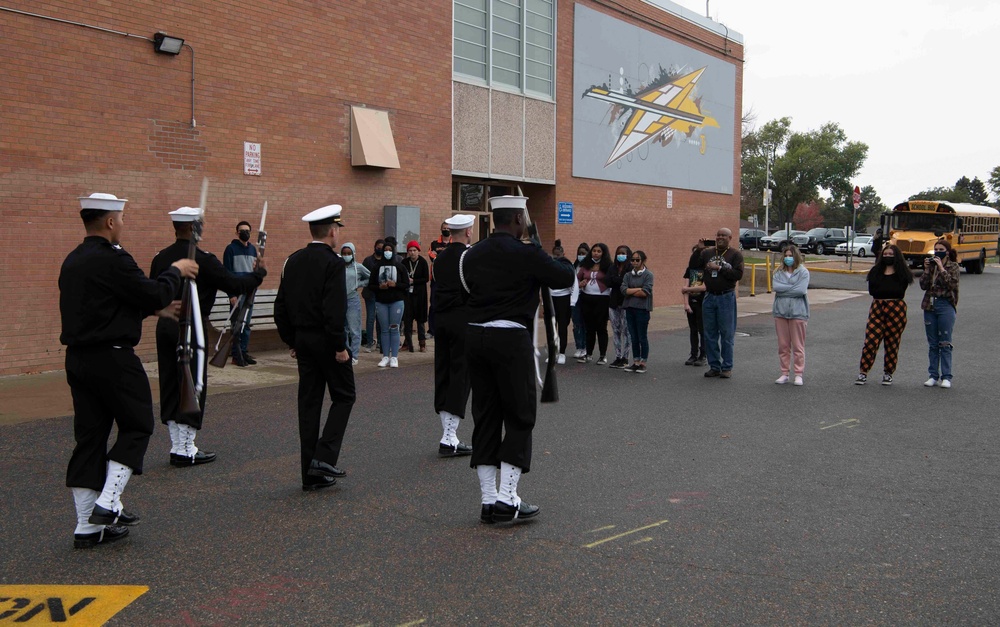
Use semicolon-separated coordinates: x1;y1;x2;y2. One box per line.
350;106;400;168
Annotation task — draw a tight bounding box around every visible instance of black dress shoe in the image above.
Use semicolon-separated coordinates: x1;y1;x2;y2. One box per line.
302;476;337;492
88;504;141;526
243;353;257;365
170;450;217;467
307;459;346;478
492;500;540;522
438;442;473;458
74;525;130;549
480;504;495;524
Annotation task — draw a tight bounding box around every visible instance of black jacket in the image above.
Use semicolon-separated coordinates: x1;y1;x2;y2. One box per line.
432;242;471;326
150;239;265;319
368;256;411;304
274;242;348;351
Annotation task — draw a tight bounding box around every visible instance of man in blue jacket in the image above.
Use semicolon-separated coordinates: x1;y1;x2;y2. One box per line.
223;220;258;366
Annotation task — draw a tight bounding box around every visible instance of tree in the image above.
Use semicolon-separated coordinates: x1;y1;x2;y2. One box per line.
823;185;886;230
989;166;1000;204
910;186;971;203
793;202;823;230
968;177;989;205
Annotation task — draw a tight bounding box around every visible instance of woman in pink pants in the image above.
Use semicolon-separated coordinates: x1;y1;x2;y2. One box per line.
772;245;810;385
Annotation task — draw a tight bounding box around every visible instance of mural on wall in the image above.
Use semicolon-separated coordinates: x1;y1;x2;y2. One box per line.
573;4;736;194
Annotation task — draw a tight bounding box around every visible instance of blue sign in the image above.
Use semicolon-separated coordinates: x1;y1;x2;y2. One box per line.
557;202;574;225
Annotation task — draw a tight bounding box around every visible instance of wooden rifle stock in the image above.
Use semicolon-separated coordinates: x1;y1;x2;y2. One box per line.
177;278;202;418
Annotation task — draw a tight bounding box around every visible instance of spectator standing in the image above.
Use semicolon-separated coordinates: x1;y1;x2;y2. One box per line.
700;228;744;379
369;241;409;368
606;245;632;369
223;220;259;366
549;240;578;365
621;250;654;373
681;240;707;366
360;238;384;352
855;244;914;386
920;239;960;388
576;243;612;364
401;241;430;352
771;244;810;386
341;242;370;366
570;242;589;358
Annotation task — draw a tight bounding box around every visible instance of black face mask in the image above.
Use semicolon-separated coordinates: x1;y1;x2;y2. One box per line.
441;230;450;237
238;231;250;242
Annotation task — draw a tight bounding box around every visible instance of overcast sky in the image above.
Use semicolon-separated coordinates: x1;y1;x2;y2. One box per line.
670;0;1000;206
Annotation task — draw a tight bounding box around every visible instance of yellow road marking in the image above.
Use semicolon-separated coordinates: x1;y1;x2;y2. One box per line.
631;537;653;545
821;418;860;430
584;520;669;548
397;620;426;626
586;525;616;533
0;585;147;625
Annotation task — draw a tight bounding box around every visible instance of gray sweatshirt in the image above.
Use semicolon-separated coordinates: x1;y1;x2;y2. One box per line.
620;268;654;311
772;265;809;320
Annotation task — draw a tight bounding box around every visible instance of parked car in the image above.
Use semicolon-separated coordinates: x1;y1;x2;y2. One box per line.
759;229;809;251
804;227;851;255
739;228;767;250
834;234;874;257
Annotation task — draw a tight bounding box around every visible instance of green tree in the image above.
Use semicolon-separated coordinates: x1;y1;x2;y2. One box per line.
823;185;886;230
909;186;971;203
989;166;1000;203
968;177;989;205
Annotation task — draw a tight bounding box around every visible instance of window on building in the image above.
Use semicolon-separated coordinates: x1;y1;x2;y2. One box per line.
453;0;554;98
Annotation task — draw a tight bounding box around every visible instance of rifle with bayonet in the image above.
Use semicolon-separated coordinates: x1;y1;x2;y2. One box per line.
523;206;559;403
178;178;209;418
210;201;267;368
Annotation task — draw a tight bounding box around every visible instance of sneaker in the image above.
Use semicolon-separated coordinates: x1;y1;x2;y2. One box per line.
924;377;938;387
720;370;732;379
881;373;893;386
351;358;359;366
634;363;646;374
624;363;638;372
775;375;789;385
608;358;624;369
596;356;608;365
939;379;952;389
704;370;721;378
577;354;591;364
389;357;399;368
854;373;867;385
377;356;390;368
574;349;585;359
243;353;257;365
557;354;566;365
693;356;707;367
793;376;803;386
363;343;375;353
684;356;697;366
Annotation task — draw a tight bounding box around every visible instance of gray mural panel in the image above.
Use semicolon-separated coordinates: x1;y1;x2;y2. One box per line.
572;4;736;193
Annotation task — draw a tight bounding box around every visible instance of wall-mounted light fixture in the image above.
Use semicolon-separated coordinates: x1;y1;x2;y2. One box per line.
153;32;184;55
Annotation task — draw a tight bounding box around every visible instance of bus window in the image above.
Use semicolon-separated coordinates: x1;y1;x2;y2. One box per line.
893;213;955;233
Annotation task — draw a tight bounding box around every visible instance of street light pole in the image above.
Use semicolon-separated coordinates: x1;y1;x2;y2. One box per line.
764;154;773;234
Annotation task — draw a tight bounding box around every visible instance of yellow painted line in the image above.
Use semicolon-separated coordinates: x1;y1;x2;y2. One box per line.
586;525;616;534
397;620;426;627
0;585;146;625
584;519;669;548
821;418;860;430
631;537;653;545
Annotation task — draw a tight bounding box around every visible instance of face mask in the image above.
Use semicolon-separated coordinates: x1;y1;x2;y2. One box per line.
343;255;353;264
783;257;794;267
592;257;600;263
383;251;393;260
441;230;450;237
882;256;895;264
616;254;627;263
934;250;947;260
238;231;250;242
577;255;586;263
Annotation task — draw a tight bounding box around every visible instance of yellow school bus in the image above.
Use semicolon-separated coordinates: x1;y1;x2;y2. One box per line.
885;200;1000;274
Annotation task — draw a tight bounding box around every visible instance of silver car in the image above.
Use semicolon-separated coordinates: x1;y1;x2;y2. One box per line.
759;229;809;251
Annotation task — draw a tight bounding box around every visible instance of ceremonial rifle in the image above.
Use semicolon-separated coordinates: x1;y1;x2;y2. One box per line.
210;201;267;367
523;206;560;403
177;178;209;418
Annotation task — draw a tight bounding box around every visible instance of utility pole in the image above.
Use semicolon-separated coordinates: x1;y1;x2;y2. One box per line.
764;153;773;234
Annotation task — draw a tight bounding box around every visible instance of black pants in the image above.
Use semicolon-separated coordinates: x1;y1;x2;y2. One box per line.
294;330;356;485
156;320;208;429
552;294;571;355
580;293;610;357
402;294;426;347
466;326;535;472
687;298;706;358
65;346;155;489
434;319;470;417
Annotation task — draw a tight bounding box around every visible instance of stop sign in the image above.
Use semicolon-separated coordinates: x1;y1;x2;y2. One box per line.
852;186;861;210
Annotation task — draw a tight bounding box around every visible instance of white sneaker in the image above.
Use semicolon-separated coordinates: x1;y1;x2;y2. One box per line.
775;375;789;384
557;354;566;365
924;377;937;387
793;376;804;386
377;356;390;368
939;379;951;389
389;357;399;368
573;349;584;358
351;358;358;366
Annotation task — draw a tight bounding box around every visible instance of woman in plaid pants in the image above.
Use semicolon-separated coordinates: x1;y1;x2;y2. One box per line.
855;244;914;386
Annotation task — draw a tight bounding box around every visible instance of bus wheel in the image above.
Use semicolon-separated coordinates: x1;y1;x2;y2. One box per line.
976;250;986;274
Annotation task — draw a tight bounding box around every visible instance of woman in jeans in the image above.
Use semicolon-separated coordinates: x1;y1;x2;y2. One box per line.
771;244;809;385
368;241;410;368
341;242;371;367
919;239;960;388
576;242;612;364
606;245;632;369
550;240;578;365
621;250;653;373
570;242;589;358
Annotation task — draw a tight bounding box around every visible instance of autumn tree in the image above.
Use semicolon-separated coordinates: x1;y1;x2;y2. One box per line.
793;202;824;230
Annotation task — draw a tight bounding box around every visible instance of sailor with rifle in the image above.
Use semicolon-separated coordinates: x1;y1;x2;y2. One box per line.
60;192;199;549
460;195;574;524
150;204;266;467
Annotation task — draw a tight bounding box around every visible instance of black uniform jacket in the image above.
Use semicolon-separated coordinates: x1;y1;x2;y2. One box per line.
274;242;348;352
432;242;471;327
150;239;266;319
462;231;576;328
60;236;183;348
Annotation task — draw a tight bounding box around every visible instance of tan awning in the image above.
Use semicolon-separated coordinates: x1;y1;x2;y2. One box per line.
350;106;400;168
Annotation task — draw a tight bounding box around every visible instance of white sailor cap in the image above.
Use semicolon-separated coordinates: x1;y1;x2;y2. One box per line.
79;193;127;212
444;214;476;230
488;195;528;211
301;204;345;226
168;206;203;222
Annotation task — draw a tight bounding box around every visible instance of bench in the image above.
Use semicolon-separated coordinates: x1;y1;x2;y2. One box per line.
206;289;287;353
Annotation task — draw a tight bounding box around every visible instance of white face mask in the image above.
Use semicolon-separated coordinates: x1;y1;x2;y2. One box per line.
343;255;354;264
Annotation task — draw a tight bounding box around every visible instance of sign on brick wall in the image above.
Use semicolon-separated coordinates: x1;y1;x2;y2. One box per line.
244;142;262;176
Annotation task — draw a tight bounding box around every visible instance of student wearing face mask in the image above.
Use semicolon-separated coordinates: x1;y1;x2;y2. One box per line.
855;244;914;386
919;239;960;388
605;245;633;369
223;220;260;366
576;242;612;364
621;250;654;373
570;242;589;359
368;241;410;367
771;245;810;386
340;243;370;366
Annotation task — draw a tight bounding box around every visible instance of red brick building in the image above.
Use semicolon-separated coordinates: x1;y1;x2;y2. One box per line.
0;0;742;375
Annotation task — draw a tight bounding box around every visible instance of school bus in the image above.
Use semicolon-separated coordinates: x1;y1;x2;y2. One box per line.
883;200;1000;274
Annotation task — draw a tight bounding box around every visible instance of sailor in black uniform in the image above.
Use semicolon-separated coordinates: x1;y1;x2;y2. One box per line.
462;196;574;523
431;214;477;458
150;207;266;467
274;204;356;492
60;193;199;548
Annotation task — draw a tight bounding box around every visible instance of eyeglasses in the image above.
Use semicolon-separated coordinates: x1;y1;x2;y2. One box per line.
630;259;642;263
